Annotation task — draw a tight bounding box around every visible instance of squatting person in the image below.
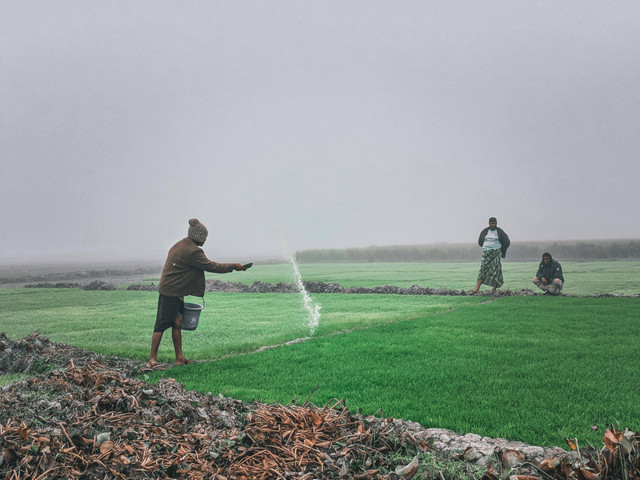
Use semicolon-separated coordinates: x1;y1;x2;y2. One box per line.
472;217;511;295
532;252;564;295
146;218;248;369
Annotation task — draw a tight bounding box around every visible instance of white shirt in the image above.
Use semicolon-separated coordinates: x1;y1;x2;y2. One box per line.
482;228;501;251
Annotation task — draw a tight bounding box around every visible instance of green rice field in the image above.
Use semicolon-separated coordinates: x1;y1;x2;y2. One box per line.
0;261;639;448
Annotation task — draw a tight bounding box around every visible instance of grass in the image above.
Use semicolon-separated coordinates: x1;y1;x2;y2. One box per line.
0;288;481;360
1;260;639;448
414;451;486;480
0;373;28;387
147;296;640;448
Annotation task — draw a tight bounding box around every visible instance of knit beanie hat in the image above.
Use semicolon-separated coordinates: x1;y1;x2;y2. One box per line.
188;218;208;244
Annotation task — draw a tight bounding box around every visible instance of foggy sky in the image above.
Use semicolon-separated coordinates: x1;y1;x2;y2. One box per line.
2;1;639;263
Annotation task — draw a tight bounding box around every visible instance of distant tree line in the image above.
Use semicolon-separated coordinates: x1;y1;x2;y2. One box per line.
296;239;640;263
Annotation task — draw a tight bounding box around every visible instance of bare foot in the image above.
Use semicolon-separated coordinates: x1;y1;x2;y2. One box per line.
175;358;193;365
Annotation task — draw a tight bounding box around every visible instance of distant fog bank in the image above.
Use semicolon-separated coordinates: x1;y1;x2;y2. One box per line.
296;239;640;263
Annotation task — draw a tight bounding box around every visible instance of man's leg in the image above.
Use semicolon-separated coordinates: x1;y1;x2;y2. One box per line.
147;331;164;367
149;294;183;367
554;279;563;292
532;276;546;292
547;279;563;295
473;279;482;293
172;316;190;364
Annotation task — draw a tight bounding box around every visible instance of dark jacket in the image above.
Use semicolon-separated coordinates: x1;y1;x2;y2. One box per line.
478;227;511;258
536;253;564;283
158;237;236;297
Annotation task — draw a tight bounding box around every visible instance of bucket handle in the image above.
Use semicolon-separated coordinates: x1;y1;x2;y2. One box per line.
184;296;205;309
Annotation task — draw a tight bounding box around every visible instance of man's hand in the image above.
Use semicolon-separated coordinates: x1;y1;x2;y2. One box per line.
233;263;247;271
541;277;548;285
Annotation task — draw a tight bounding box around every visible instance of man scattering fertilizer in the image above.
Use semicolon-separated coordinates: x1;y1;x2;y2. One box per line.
146;218;249;369
471;216;511;295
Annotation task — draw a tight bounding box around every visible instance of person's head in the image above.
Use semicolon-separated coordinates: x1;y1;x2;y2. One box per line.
488;217;497;230
542;252;552;264
188;218;208;246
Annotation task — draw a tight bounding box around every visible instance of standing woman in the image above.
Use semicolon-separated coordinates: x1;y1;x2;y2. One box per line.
472;217;510;295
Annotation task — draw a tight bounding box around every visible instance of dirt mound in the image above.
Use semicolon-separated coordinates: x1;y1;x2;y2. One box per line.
0;332;144;377
201;280;542;297
19;278;640;297
0;266;158;290
205;280;640;297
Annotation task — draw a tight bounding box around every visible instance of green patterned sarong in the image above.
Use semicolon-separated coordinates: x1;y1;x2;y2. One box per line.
477;249;504;288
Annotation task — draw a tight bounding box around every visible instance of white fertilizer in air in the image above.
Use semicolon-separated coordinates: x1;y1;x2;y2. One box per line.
290;256;321;335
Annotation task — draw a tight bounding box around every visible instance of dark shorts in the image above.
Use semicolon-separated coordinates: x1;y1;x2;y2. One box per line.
154;294;184;332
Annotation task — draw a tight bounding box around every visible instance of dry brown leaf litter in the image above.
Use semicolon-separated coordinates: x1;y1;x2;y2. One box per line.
0;359;421;479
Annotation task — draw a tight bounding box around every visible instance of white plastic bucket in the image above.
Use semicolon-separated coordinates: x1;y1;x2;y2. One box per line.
182;300;204;331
